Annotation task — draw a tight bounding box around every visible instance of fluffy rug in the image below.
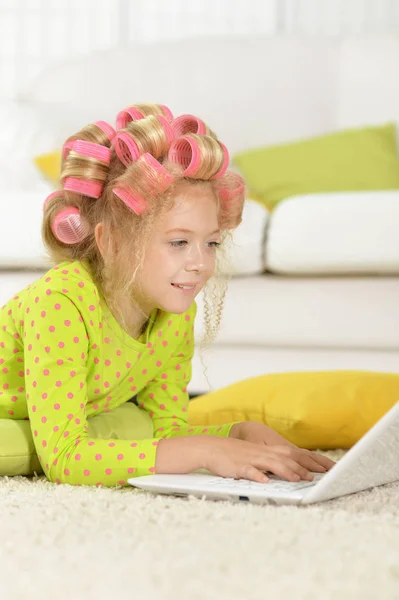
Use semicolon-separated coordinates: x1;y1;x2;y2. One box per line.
0;450;398;600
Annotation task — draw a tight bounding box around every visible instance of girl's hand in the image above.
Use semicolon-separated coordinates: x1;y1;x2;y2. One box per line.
229;421;336;474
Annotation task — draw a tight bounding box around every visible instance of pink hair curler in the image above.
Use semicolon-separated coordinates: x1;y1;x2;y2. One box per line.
94;120;116;141
113;115;175;166
171;114;208;137
113;187;148;215
62;139;112;163
43;190;64;211
116;106;146;130
113;153;174;215
168;136;200;176
215;171;246;229
216;172;246;203
51;207;90;244
63;177;103;199
116;104;174;129
112;132;141;166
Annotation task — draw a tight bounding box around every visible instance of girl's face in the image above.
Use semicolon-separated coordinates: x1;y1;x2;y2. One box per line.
137;183;221;315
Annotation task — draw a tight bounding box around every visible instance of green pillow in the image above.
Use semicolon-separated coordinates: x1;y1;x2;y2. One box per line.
232;123;399;209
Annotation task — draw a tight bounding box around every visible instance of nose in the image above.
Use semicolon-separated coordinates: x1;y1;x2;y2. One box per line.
185;243;210;274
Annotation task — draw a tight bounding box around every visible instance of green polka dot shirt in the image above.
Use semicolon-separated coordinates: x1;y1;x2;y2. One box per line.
0;260;235;486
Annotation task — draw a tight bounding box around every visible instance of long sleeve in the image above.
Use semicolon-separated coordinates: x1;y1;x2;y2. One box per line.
24;286;158;487
137;302;239;439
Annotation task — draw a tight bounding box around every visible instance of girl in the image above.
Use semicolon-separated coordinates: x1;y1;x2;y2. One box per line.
0;103;334;487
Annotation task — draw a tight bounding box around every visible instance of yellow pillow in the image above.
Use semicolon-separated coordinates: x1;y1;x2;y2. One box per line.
187;370;399;449
34;150;62;186
232;123;399;210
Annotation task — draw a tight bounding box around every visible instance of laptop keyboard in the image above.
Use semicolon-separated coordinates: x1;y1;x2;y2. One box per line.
206;472;325;493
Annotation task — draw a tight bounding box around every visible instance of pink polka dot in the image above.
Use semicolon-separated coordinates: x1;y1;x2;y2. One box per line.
78;281;84;288
105;468;112;475
42;440;47;448
84;470;90;476
139;453;146;460
34;430;38;437
67;392;74;399
89;305;95;311
65;320;71;327
95;454;102;461
162;341;168;347
64;469;70;476
56;381;62;387
130;442;137;448
172;395;178;402
128;468;135;474
118;481;126;486
46;289;51;296
57;359;64;365
58;342;65;349
117;454;124;460
49;326;55;333
161;373;168;379
11;396;17;403
108;442;115;447
54;303;61;310
54;447;58;454
156;361;162;367
161;384;167;390
70;371;76;377
63;431;69;437
75;454;81;461
53;425;59;432
185;315;191;321
105;359;111;366
54;403;60;410
41;416;47;423
67;413;73;419
41;311;46;318
149;467;155;473
152;441;159;446
7;409;14;415
73;337;79;343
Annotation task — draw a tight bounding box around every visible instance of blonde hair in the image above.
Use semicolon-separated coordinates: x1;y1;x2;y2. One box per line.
42;104;245;382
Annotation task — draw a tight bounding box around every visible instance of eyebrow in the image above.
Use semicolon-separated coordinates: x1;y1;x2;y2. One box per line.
166;228;221;235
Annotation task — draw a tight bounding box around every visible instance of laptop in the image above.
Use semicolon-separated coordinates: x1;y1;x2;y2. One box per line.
128;401;399;505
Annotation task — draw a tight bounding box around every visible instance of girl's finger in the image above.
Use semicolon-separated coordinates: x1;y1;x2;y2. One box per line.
258;454;313;482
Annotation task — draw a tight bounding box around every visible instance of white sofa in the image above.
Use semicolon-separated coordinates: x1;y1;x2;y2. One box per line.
1;35;399;394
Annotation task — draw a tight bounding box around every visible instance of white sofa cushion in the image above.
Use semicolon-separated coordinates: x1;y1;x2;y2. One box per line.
225;199;268;276
195;275;399;350
265;191;399;274
1;190;51;268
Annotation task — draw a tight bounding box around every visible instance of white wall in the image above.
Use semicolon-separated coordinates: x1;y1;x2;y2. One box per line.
0;0;399;100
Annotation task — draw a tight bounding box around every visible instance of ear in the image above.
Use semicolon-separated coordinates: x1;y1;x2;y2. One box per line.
94;222;105;257
95;222;119;259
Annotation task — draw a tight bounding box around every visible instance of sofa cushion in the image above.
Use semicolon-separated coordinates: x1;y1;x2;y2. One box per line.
266;191;399;274
195;275;399;349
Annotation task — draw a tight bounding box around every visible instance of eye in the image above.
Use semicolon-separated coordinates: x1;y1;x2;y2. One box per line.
208;241;221;248
169;240;187;248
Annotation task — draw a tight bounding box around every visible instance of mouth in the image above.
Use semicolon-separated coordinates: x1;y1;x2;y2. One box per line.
171;283;197;292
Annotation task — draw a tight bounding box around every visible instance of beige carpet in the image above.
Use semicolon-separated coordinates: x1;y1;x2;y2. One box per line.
0;450;398;600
